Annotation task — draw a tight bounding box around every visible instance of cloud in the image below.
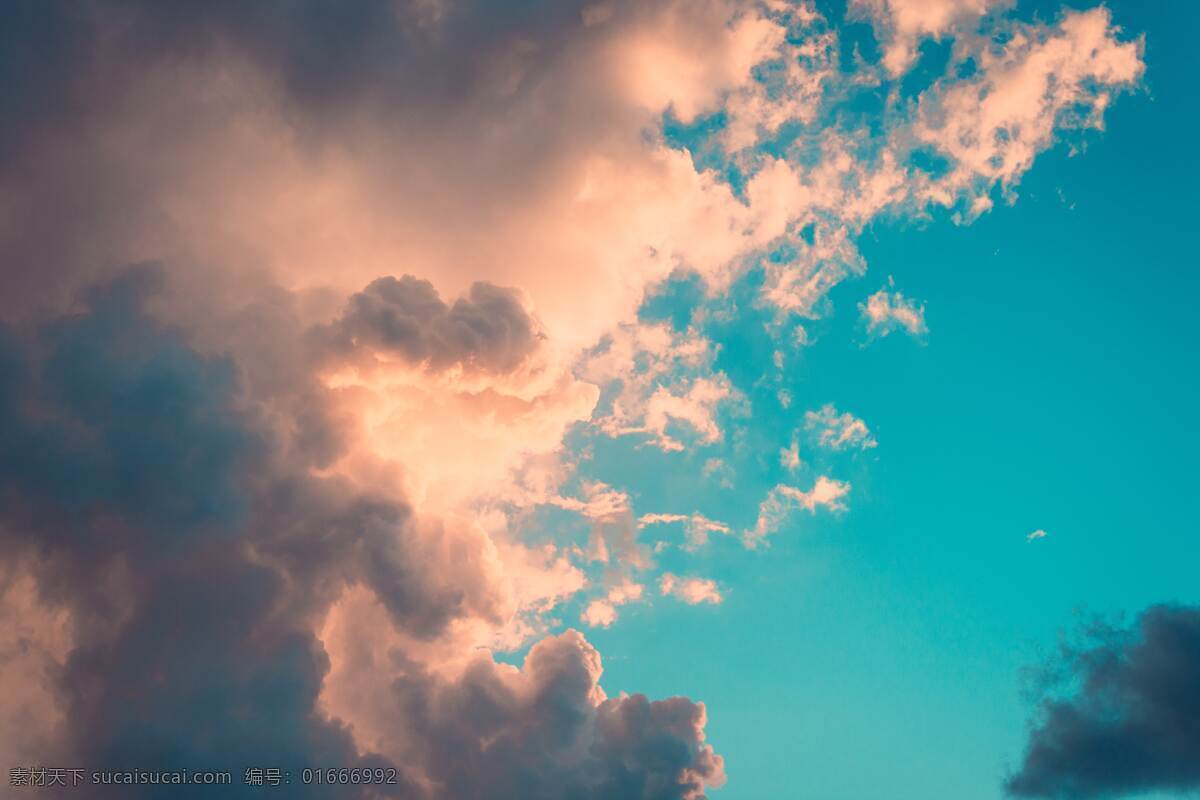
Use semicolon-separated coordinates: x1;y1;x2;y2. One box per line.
860;287;928;338
0;271;414;796
914;6;1143;208
315;276;543;375
660;574;724;605
639;513;731;550
0;270;687;798
1027;529;1048;542
851;0;999;76
582;323;739;453
804;404;877;451
322;623;726;799
780;440;804;471
551;482;649;570
1007;606;1200;798
581;579;646;628
746;476;851;546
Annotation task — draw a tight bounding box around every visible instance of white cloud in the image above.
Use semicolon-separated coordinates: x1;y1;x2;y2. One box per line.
860;287;928;338
639;512;732;550
915;7;1143;200
851;0;999;76
780;440;804;471
582;579;646;628
747;476;851;546
582;323;740;452
659;573;724;605
1027;529;1048;542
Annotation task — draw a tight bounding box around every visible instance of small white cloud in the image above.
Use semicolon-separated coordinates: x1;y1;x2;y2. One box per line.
582;599;617;627
1027;529;1048;542
746;476;850;546
659;573;723;605
780;439;803;471
804;404;877;451
638;512;731;550
581;579;645;627
860;285;927;338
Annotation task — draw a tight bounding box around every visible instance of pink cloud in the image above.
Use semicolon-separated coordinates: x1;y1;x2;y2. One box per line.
660;573;725;605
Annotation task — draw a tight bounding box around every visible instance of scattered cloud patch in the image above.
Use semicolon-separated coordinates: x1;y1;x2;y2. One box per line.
747;476;850;546
780;440;804;471
805;404;877;450
861;284;928;338
639;512;732;550
660;574;724;605
581;579;646;628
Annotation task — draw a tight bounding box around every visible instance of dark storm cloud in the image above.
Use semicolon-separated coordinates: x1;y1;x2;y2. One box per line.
316;276;542;374
1007;605;1200;799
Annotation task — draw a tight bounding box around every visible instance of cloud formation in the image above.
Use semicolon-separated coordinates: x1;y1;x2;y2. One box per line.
316;276;543;375
1008;606;1200;798
747;477;851;546
861;287;929;338
0;0;1146;796
805;405;878;451
660;574;724;606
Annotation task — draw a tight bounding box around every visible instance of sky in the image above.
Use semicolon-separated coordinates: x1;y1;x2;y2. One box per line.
0;1;1197;799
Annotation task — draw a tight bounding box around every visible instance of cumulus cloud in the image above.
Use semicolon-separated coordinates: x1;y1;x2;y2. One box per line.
747;476;851;546
316;276;543;375
1007;606;1200;798
321;606;726;799
660;574;724;606
0;267;725;799
804;404;877;451
0;271;416;796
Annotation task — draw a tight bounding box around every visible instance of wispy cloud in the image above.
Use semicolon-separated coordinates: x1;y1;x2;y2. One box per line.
747;476;851;546
861;284;928;338
660;574;724;605
805;404;877;451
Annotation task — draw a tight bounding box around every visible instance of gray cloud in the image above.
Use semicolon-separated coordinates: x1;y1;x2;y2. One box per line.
383;630;725;800
1007;605;1200;799
316;276;542;374
0;267;443;797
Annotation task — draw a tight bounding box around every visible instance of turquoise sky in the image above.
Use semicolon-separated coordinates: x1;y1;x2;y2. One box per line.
553;2;1199;797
